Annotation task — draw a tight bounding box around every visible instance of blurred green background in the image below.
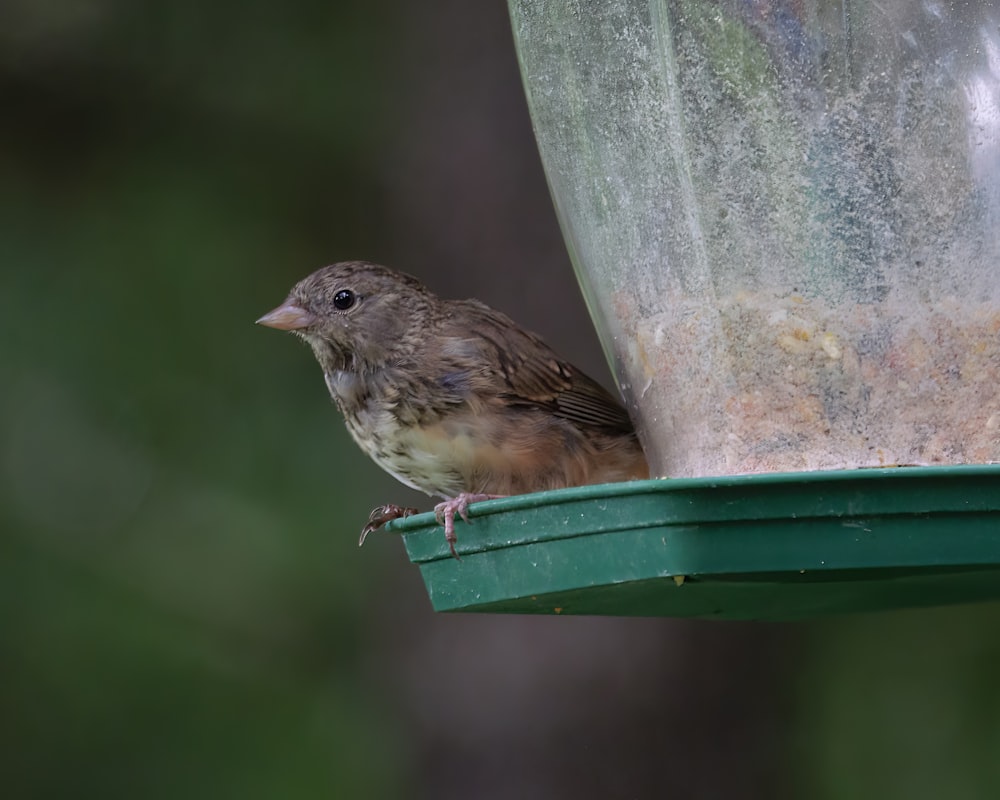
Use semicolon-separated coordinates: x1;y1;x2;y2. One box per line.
2;1;999;798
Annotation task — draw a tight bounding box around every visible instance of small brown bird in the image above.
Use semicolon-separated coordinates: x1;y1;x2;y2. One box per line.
257;262;648;557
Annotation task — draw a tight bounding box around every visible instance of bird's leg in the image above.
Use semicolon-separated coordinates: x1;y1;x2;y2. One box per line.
434;493;505;559
359;504;419;546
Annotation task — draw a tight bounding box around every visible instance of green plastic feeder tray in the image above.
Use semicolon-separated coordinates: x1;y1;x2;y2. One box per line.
386;466;1000;620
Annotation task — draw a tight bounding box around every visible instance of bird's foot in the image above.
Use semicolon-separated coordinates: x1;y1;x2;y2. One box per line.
434;493;504;559
359;504;419;546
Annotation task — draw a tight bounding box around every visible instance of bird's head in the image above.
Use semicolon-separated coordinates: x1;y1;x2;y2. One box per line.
257;261;434;372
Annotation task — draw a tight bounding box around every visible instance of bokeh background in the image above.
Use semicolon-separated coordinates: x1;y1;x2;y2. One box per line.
3;1;1000;798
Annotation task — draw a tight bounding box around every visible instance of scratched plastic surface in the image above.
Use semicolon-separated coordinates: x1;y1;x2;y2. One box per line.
387;467;1000;618
509;0;1000;477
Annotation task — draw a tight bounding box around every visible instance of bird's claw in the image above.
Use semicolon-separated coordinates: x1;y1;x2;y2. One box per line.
359;504;419;546
433;493;504;560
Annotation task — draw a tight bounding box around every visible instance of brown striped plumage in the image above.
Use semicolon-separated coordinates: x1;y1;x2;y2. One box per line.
258;262;648;556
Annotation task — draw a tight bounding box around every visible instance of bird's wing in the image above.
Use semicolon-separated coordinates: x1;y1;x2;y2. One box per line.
436;300;636;435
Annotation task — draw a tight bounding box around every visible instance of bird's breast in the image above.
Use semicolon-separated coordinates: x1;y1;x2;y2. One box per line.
323;368;466;497
324;370;363;408
320;367;647;500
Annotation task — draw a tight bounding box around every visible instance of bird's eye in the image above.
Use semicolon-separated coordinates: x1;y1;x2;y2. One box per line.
333;289;355;310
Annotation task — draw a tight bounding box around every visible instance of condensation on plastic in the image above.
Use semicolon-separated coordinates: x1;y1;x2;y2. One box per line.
509;0;1000;477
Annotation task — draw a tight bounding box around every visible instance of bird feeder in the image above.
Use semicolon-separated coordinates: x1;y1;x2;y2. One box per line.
390;0;1000;617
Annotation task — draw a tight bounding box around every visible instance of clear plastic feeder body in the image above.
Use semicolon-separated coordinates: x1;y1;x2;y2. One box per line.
510;0;1000;477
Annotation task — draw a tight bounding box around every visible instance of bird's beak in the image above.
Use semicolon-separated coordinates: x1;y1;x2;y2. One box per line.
256;300;316;331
